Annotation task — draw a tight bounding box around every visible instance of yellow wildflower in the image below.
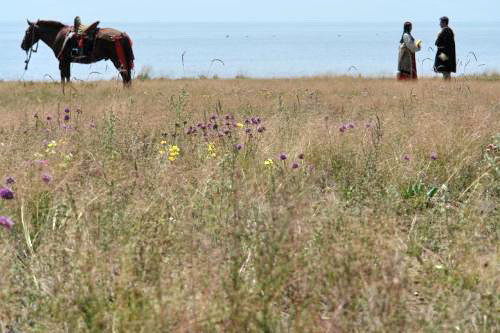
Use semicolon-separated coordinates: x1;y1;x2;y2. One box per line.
160;140;167;145
264;159;274;167
207;143;217;158
236;123;244;128
168;145;180;161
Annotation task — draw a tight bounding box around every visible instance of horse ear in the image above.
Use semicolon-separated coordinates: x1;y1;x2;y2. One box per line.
27;19;33;26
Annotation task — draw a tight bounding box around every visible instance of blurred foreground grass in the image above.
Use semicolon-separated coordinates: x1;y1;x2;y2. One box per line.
0;77;498;332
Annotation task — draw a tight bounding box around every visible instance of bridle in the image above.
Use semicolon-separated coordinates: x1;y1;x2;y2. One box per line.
24;23;40;71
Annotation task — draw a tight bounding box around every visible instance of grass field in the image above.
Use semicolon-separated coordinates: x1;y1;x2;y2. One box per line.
0;77;498;332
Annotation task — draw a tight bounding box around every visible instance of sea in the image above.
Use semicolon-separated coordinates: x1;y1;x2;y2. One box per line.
1;21;499;81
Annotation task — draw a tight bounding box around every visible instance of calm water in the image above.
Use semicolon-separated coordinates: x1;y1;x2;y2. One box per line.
1;21;498;80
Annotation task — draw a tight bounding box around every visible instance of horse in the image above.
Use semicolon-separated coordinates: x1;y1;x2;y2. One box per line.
21;19;135;87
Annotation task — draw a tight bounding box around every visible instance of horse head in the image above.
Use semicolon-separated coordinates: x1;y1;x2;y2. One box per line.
21;20;40;52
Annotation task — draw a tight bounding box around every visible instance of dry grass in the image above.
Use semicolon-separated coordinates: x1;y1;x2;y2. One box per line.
0;77;498;332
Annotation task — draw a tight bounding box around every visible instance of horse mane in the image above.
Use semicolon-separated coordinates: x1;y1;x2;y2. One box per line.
36;20;67;29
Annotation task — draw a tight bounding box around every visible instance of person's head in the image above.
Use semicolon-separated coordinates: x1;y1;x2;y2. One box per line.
440;16;449;28
404;21;412;33
74;16;81;28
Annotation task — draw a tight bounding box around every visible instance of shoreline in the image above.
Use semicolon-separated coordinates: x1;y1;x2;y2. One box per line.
2;73;500;83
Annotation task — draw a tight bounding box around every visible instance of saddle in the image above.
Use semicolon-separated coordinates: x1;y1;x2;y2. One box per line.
59;21;100;61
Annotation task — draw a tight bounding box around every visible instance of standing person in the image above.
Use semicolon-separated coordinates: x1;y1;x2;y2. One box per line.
434;16;456;80
398;22;421;80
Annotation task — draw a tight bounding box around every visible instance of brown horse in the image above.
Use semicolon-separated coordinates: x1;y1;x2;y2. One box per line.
21;20;135;87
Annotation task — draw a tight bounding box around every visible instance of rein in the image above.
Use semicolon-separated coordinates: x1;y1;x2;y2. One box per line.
24;24;39;71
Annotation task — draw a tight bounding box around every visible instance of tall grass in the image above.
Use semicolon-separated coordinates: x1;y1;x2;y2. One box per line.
0;77;498;332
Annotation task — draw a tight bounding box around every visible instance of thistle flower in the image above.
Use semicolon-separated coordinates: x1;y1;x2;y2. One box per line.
64;108;70;113
64;114;70;121
235;143;243;151
298;153;305;160
0;216;14;230
5;176;15;185
46;115;52;121
41;173;52;184
348;123;355;129
0;187;14;200
403;154;410;161
245;128;252;134
257;126;266;133
431;152;438;161
34;160;49;166
339;125;347;133
292;162;299;169
279;153;287;161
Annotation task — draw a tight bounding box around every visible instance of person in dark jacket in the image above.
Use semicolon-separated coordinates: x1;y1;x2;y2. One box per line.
434;16;456;80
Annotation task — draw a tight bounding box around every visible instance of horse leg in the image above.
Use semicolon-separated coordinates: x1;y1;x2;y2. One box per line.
59;61;71;93
112;58;131;87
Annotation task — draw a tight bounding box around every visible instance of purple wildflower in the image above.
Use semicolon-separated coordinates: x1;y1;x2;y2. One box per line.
46;115;52;121
339;124;347;133
210;115;217;121
0;187;14;200
64;114;70;121
292;162;299;169
245;119;251;125
41;173;52;184
212;123;218;130
365;123;372;128
348;123;355;129
5;176;15;185
64;108;70;114
257;126;266;133
403;154;410;161
245;128;252;134
279;153;287;161
89;122;96;129
34;160;49;166
431;152;438;161
298;153;305;160
251;117;259;125
235;144;243;150
0;216;14;230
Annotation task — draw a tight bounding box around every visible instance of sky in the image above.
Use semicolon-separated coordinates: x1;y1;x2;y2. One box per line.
2;0;499;23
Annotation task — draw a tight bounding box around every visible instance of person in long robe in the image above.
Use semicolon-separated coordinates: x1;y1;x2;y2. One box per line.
397;22;421;80
434;16;456;80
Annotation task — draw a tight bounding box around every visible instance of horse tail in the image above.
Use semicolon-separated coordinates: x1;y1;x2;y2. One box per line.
121;33;135;71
